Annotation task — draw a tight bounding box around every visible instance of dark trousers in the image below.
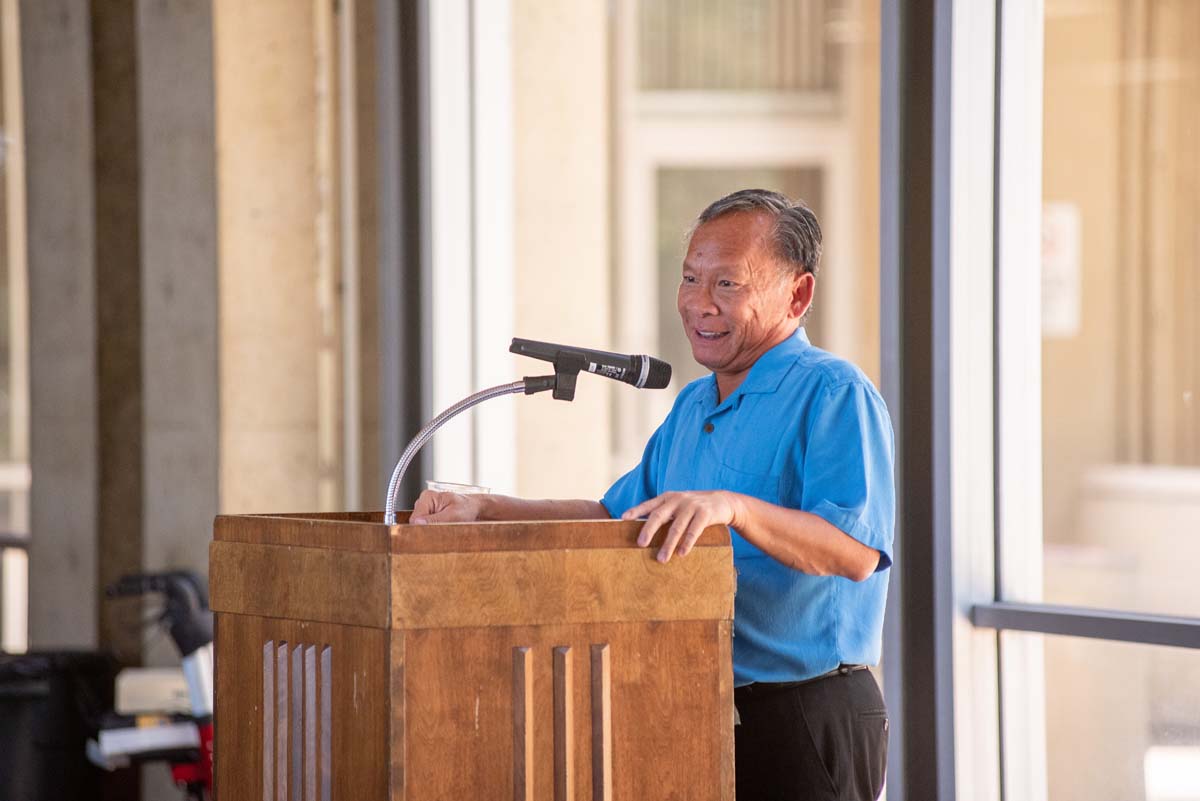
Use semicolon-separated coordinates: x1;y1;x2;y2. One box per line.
734;668;888;801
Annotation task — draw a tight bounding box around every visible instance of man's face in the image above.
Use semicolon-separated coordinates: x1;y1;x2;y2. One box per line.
677;211;813;383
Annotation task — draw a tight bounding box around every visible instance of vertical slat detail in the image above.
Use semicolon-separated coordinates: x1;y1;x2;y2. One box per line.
321;646;332;801
291;645;303;797
590;644;612;801
305;645;317;801
261;640;331;801
554;646;575;801
512;646;534;801
263;640;274;801
276;642;288;801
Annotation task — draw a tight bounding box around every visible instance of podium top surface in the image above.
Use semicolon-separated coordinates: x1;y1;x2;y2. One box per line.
211;513;735;630
213;511;731;554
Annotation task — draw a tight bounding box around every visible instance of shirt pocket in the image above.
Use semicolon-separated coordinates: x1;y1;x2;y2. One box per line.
717;462;780;561
717;460;783;506
716;421;780;477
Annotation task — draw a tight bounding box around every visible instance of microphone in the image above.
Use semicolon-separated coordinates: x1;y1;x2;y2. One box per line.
510;338;672;389
383;339;673;521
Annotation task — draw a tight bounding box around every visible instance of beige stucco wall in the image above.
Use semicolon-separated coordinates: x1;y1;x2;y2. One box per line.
1041;0;1200;536
1041;1;1124;545
512;1;614;499
848;0;881;388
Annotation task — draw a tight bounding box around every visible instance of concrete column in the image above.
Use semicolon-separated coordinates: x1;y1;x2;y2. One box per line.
24;0;147;661
27;0;366;665
213;0;331;513
353;0;381;509
137;0;220;751
91;0;144;664
138;0;218;660
24;0;101;650
26;0;219;666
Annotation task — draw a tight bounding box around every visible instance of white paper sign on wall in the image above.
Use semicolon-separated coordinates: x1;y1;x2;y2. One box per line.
1041;202;1082;339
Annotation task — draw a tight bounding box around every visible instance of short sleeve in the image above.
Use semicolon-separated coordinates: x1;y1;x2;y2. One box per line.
798;380;896;570
601;422;667;518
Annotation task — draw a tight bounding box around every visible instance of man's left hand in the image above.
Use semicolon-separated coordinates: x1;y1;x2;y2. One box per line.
622;491;744;563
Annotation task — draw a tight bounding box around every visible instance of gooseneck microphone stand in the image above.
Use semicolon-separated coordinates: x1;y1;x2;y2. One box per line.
382;351;591;525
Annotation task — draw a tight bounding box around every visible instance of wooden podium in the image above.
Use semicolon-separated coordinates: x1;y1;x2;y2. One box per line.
210;512;736;800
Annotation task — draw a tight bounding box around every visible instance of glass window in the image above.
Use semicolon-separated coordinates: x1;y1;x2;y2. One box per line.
1040;0;1200;615
1004;631;1200;801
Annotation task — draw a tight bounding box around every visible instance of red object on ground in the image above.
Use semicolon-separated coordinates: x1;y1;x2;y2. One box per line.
170;720;213;794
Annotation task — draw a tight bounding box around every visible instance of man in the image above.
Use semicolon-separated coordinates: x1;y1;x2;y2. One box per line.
412;189;895;801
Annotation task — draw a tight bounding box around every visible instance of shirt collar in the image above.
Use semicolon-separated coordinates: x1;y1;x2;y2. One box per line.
697;327;810;410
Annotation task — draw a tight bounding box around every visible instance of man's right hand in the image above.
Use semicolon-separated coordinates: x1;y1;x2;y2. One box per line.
408;494;609;525
410;491;485;524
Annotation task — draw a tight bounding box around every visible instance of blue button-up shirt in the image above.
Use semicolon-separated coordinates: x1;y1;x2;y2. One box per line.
601;329;895;686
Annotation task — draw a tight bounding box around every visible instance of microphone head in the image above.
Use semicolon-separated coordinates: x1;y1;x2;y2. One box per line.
509;337;559;363
641;356;672;389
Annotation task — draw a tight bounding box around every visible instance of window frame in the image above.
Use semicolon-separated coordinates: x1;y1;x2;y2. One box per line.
378;0;517;502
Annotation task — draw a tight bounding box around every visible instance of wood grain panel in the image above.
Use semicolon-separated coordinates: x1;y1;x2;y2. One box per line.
214;513;396;552
390;520;730;554
716;620;735;799
391;547;734;629
250;511;386;522
388;632;406;801
215;514;730;556
210;541;389;628
401;621;733;801
215;514;734;800
214;614;389;801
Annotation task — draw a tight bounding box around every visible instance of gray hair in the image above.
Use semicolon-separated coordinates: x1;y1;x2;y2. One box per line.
694;188;822;277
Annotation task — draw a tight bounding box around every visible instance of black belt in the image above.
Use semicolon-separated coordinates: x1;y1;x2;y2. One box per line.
734;664;869;698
